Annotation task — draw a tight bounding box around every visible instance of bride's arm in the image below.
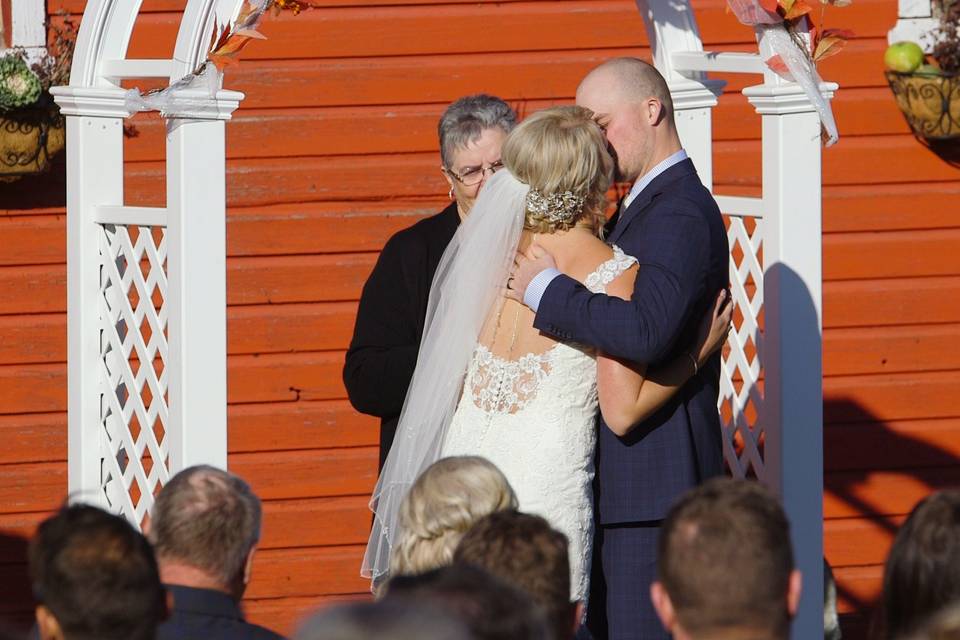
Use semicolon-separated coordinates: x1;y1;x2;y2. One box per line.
598;289;732;436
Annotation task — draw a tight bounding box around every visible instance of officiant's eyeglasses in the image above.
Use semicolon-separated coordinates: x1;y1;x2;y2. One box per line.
446;161;504;187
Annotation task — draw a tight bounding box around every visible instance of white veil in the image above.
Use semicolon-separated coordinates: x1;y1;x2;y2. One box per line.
361;170;530;586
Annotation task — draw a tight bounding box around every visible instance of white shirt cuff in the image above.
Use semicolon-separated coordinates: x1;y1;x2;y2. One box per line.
524;268;562;312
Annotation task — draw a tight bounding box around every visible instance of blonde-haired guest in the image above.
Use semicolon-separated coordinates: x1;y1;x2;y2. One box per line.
390;456;517;577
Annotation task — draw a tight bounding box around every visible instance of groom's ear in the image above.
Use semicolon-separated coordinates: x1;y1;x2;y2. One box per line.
645;97;666;126
650;580;677;634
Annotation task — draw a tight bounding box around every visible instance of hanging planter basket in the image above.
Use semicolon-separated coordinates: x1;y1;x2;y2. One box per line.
0;106;66;182
885;70;960;141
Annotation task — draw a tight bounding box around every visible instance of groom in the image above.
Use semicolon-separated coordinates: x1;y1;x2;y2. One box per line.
507;58;728;639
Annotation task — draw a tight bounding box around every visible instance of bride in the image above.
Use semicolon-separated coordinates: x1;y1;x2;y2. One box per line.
362;106;731;600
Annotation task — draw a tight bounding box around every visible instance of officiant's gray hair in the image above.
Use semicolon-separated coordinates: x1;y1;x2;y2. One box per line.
438;95;517;168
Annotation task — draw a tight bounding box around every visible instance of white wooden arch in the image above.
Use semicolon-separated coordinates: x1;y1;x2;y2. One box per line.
51;0;245;525
52;0;828;635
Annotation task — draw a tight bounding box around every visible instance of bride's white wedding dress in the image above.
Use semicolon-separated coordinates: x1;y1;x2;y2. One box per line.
441;245;637;601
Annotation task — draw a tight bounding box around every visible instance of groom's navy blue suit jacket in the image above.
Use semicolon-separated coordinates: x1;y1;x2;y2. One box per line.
534;158;728;524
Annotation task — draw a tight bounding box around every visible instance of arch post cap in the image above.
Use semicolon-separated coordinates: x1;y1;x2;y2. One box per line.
743;81;838;115
669;77;726;111
157;88;245;121
50;85;138;118
49;85;244;120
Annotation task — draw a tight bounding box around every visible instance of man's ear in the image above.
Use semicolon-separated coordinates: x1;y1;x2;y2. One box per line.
35;605;64;640
645;98;664;126
243;544;258;586
787;569;803;618
440;165;454;190
650;581;677;634
570;600;584;636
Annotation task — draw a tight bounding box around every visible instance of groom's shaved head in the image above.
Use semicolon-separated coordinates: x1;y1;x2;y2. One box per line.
577;58;674;117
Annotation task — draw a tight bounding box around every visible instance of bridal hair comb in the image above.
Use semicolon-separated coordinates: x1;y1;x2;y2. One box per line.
525;189;585;223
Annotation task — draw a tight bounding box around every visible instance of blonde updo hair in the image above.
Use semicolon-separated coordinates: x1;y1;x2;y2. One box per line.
389;456;517;577
501;105;614;235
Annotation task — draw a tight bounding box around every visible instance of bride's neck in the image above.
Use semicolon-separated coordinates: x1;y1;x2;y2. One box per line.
521;224;594;252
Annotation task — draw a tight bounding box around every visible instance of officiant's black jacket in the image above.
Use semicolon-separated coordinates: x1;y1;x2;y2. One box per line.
344;203;460;468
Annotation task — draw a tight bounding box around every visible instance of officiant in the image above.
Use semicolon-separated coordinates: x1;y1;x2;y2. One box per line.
343;94;517;469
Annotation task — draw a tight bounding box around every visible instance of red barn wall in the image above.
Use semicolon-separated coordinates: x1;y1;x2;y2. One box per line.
0;0;958;635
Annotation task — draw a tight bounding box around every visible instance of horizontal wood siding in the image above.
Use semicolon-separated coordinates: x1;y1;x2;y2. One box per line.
0;0;956;635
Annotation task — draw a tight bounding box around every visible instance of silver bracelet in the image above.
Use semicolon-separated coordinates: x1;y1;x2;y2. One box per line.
685;351;699;376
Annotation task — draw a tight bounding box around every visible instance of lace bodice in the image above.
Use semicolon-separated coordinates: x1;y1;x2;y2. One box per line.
466;245;636;416
442;245;637;602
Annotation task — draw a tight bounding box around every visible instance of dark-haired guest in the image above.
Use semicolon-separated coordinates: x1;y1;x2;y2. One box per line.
901;603;960;640
880;490;960;640
295;600;469;640
382;563;550;640
455;510;579;640
343;94;517;469
147;465;284;640
651;477;802;640
29;504;166;640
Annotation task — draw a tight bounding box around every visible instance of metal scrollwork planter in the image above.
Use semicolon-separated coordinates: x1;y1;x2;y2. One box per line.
0;106;66;182
885;70;960;141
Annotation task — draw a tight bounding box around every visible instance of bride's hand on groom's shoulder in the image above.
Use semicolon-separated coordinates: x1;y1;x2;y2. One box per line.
504;244;557;305
694;289;734;366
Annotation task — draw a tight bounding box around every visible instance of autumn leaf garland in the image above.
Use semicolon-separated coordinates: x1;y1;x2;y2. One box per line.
204;0;320;73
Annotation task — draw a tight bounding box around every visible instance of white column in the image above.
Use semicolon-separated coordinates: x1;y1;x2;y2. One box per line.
7;0;46;61
638;0;725;188
888;0;936;50
744;80;834;640
671;79;725;190
164;91;242;472
51;89;132;506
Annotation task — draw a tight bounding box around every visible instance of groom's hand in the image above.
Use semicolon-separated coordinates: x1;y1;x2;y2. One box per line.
505;243;557;305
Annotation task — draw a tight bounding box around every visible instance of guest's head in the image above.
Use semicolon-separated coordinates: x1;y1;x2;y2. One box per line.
382;563;550;640
576;57;680;184
880;490;960;640
390;456;517;577
502;105;613;236
438;94;517;218
652;478;801;640
295;599;469;640
146;464;262;600
900;603;960;640
29;504;165;640
454;510;578;639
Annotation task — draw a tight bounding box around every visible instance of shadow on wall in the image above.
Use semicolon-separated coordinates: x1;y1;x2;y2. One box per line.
0;532;35;634
923;138;960;168
825;398;960;639
0;154;66;209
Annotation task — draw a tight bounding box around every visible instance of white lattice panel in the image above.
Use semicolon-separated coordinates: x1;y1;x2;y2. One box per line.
98;223;170;527
719;213;765;481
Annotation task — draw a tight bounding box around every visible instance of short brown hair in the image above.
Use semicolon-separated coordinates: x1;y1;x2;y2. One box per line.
29;505;165;640
658;478;794;637
454;510;573;640
382;564;550;640
148;465;261;591
881;490;960;640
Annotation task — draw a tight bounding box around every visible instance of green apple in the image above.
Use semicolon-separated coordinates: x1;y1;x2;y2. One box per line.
885;41;925;72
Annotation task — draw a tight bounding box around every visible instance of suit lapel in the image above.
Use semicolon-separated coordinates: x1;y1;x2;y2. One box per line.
608;158;700;245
